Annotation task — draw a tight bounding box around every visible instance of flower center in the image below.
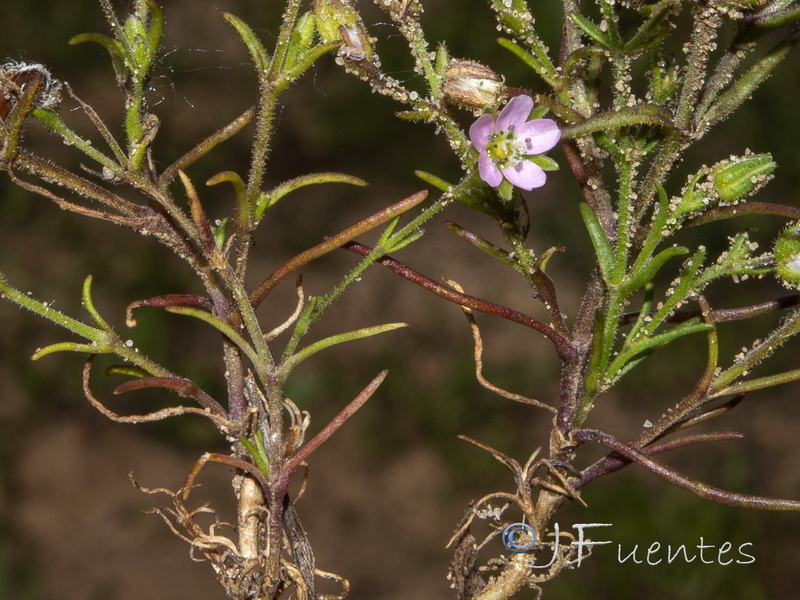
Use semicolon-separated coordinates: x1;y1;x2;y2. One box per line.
485;128;529;168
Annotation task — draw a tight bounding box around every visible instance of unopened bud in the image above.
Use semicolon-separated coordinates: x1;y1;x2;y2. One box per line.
0;61;62;120
443;60;504;110
712;153;776;203
774;222;800;288
314;0;374;62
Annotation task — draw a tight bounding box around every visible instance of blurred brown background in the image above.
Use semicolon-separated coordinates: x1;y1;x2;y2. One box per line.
2;1;800;599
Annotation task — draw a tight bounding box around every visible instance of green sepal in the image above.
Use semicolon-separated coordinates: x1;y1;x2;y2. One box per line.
528;104;551;120
528;154;559;172
284;12;317;72
712;153;776;203
144;1;164;59
281;42;342;86
497;179;514;202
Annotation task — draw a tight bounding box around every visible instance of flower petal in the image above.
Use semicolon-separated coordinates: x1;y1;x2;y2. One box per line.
478;152;503;187
515;118;561;155
469;113;496;152
496;95;533;131
502;159;546;191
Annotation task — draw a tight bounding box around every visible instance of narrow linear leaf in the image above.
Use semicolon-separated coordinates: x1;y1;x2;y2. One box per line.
114;376;227;416
608;321;713;381
207;171;250;229
32;341;112;360
224;12;270;73
562;104;674;139
700;37;796;127
570;13;614;47
1;274;102;341
712;368;800;398
126;294;213;327
621;245;689;296
257;172;368;219
283;323;407;372
496;37;557;86
580;203;616;284
165;306;261;367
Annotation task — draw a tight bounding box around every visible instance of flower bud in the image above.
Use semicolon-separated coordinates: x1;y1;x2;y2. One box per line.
774;222;800;288
443;60;504;110
0;61;62;120
314;0;374;62
712;153;776;203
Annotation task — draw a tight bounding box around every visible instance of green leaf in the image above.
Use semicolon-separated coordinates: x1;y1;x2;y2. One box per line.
621;245;689;296
165;306;260;367
224;12;270;73
634;184;671;268
607;321;713;383
257;172;367;220
415;170;454;192
207;171;250;229
82;275;112;330
69;33;127;84
700;37;796;127
211;217;229;251
570;13;615;48
144;1;164;58
562;104;674;139
496;37;558;87
579;203;616;284
241;431;271;478
283;323;407;372
623;0;678;52
32;341;114;360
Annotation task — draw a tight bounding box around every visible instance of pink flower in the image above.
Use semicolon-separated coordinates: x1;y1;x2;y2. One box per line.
469;95;560;191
